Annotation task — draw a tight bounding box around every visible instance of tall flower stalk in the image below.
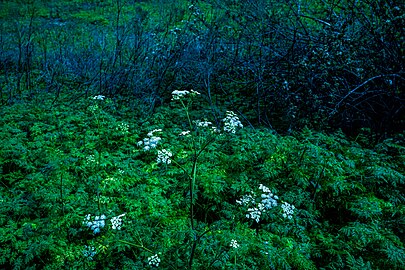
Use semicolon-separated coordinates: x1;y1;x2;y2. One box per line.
171;89;215;267
171;90;203;231
88;95;108;213
170;89;243;268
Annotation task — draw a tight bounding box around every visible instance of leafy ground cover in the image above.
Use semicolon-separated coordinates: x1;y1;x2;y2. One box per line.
0;91;404;269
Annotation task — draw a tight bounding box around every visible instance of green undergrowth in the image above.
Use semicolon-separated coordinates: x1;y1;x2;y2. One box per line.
0;92;404;269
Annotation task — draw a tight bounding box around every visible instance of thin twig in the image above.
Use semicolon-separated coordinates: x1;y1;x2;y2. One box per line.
330;74;403;117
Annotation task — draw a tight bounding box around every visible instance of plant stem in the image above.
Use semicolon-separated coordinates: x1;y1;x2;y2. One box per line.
117;240;153;253
60;173;65;216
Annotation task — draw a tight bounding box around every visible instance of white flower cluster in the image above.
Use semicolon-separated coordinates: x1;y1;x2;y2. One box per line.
190;89;201;96
171;90;189;100
260;184;278;210
236;185;278;223
246;207;262;223
211;126;220;133
105;176;117;182
102;176;118;189
171;89;200;100
86;155;97;164
179;130;191;136
137;129;162;151
259;184;270;193
110;213;126;230
157;149;172;164
194;120;212;127
147;129;162;137
116;122;129;134
193;120;221;134
236;192;255;206
230;239;240;249
93;95;105;100
84;214;106;234
281;202;296;220
148;254;161;267
223;111;243;133
83;245;97;260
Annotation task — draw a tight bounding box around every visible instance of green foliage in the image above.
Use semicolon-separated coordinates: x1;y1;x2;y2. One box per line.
0;0;404;268
71;10;109;25
1;91;404;269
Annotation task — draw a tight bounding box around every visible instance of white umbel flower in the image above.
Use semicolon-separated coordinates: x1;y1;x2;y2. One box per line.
230;239;240;249
194;120;212;127
147;129;162;137
259;184;271;193
138;129;162;151
93;95;105;100
111;213;126;230
171;90;190;100
223;111;243;133
171;89;200;100
179;130;191;136
138;136;161;151
236;192;255;206
83;245;97;260
157;149;172;164
148;254;161;267
84;214;106;234
246;207;261;223
281;202;295;219
237;185;279;223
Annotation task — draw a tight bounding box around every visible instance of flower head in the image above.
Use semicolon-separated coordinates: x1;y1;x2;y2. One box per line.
171;89;201;100
86;155;97;164
179;130;191;136
223;111;243;133
211;126;221;134
237;185;279;223
83;245;97;260
281;202;295;219
171;90;190;100
116;122;129;134
230;239;240;249
93;95;105;100
148;254;161;267
190;89;201;96
157;149;172;164
138;130;162;151
84;214;106;234
147;129;162;137
259;185;278;209
246;207;261;223
194;120;212;127
259;184;270;193
111;213;126;230
236;192;255;206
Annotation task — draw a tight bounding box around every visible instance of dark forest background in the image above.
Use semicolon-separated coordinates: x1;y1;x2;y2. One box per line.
1;0;403;137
